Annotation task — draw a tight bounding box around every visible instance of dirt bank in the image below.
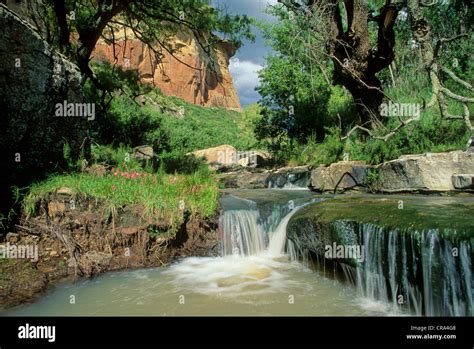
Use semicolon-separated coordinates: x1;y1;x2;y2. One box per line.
0;192;219;310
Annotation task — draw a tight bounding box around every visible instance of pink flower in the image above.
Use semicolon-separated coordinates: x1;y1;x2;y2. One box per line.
112;185;116;190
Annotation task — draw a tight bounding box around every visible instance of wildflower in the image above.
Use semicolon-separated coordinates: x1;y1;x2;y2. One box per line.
112;184;116;191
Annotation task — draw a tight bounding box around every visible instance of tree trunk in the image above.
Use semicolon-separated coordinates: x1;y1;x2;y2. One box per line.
319;0;399;126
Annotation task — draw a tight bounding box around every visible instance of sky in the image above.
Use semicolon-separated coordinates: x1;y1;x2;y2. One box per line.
212;0;278;107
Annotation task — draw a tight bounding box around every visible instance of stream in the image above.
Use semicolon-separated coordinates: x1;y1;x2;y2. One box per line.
3;189;473;316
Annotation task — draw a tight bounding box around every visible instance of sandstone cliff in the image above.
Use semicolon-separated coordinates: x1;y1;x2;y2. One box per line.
93;28;241;110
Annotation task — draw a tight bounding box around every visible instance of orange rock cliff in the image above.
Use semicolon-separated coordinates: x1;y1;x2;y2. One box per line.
93;28;242;111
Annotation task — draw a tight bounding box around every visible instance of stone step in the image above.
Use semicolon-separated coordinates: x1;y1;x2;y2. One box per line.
452;174;474;189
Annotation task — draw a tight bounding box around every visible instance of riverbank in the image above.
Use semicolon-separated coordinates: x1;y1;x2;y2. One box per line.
216;150;474;193
0;169;220;310
2;149;473;312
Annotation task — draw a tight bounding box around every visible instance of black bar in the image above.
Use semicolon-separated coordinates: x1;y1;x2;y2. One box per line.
0;317;472;348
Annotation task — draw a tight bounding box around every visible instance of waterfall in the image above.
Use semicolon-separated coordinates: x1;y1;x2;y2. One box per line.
220;207;301;257
219;194;315;257
356;224;473;316
267;171;311;189
221;209;266;256
288;216;473;316
267;208;303;256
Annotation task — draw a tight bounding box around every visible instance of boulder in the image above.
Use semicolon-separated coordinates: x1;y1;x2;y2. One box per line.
133;146;154;161
56;187;74;196
84;164;107;177
452;174;474;190
379;151;474;192
191;144;237;165
310;161;370;191
237;151;270;168
5;232;20;243
467;135;474;153
216;171;271;189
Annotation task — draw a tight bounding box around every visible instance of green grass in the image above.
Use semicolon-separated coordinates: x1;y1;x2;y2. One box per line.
115;89;259;155
283;71;470;167
157;94;259;153
23;167;220;220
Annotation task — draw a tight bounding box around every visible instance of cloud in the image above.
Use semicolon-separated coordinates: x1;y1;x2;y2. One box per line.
212;0;277;105
213;0;278;20
229;60;263;107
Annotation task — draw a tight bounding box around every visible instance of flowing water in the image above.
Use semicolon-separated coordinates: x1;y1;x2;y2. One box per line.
3;190;472;316
286;195;474;316
3;190;395;316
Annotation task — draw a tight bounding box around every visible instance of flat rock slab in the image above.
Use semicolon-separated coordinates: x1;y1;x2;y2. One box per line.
452;174;474;189
311;161;370;191
379;151;474;192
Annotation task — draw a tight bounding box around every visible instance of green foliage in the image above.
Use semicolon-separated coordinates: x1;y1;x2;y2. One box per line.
84;61;259;175
256;55;331;145
287;128;344;167
255;5;337;151
256;1;472;166
286;115;468;167
158;95;258;153
345;116;469;164
33;0;255;57
24;166;219;220
90;144;146;173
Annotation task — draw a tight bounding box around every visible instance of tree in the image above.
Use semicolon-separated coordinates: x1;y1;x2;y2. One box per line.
273;0;473;142
255;5;335;151
276;0;400;127
25;0;254;89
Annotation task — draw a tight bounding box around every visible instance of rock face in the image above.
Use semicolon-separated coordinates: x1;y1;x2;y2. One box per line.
0;4;86;212
467;135;474;153
191;145;269;169
378;151;474;192
93;28;241;110
217;166;312;189
452;174;474;189
217;171;271;189
310;161;370;191
268;166;312;188
133;146;154;161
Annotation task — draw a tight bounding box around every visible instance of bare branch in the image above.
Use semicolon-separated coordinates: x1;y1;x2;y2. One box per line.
440;87;474;103
440;66;473;91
